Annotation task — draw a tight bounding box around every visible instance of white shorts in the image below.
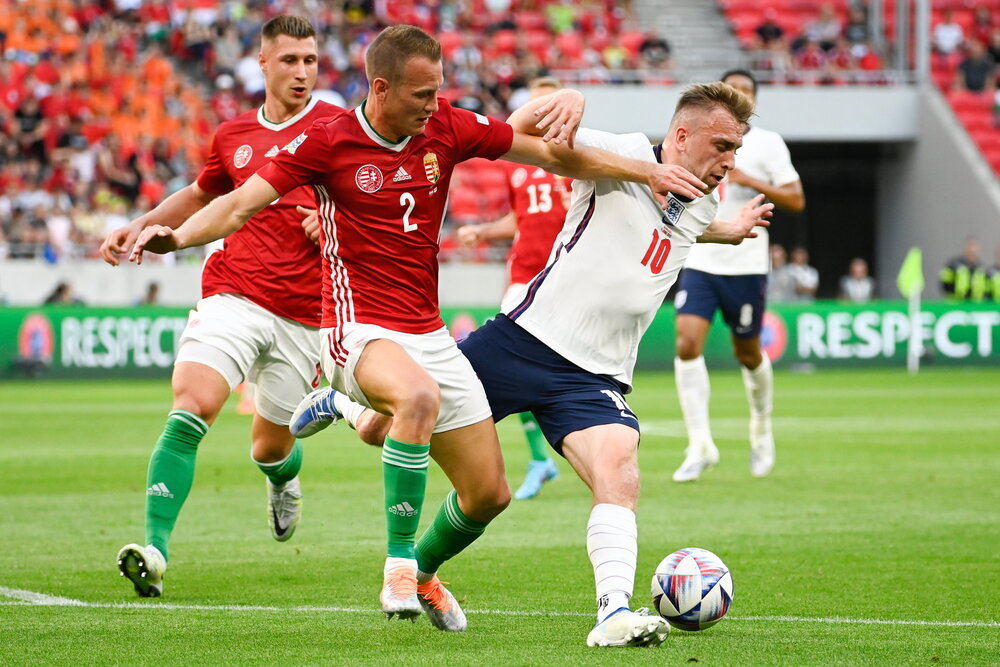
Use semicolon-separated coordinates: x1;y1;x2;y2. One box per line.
321;323;491;434
176;293;322;425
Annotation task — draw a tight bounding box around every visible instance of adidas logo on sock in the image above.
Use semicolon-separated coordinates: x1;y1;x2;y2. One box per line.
147;483;174;498
388;501;417;517
392;166;412;182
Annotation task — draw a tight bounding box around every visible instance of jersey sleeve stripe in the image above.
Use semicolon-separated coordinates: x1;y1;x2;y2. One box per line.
508;191;597;320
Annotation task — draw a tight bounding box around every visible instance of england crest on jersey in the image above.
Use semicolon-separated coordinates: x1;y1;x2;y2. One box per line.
663;195;685;226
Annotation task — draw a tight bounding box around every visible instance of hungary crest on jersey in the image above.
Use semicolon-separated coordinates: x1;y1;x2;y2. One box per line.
423;153;441;183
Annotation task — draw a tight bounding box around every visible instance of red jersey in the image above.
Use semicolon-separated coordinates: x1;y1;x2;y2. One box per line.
196;98;342;326
258;99;514;338
501;162;571;285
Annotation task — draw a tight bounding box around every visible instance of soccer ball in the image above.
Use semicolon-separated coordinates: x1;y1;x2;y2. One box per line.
650;547;733;631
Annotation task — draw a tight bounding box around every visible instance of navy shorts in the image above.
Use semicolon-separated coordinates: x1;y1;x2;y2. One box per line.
675;268;767;339
458;315;639;455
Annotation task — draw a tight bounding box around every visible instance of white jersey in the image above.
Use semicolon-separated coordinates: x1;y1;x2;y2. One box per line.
504;129;718;388
684;125;799;276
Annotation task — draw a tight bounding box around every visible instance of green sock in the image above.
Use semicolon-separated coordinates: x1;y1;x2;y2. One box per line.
415;489;488;575
520;412;549;462
382;436;430;559
254;440;303;486
145;409;208;561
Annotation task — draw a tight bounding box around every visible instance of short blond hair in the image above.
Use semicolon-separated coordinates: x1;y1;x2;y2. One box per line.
529;76;562;93
365;25;441;85
674;81;755;127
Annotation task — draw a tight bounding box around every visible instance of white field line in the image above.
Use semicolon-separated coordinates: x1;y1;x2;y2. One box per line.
2;587;997;629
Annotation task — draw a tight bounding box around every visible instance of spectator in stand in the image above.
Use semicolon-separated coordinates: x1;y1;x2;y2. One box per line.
14;95;48;164
787;246;819;301
767;244;797;303
804;3;843;52
940;237;988;301
638;29;671;68
934;9;965;55
137;281;161;306
970;6;996;48
43;281;84;305
844;6;869;47
838;257;875;303
986;28;1000;69
956;39;997;94
212;24;243;79
755;9;785;49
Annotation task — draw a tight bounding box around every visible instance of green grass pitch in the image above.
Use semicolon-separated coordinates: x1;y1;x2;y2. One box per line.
1;368;998;665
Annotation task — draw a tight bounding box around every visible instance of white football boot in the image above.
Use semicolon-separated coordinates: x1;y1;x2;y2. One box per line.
289;388;341;438
117;544;166;598
417;576;467;631
267;476;302;541
672;440;720;482
749;415;775;478
380;558;422;621
586;608;670;647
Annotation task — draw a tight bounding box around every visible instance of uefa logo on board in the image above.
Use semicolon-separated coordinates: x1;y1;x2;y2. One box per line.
18;312;54;363
355;165;384;193
760;310;788;362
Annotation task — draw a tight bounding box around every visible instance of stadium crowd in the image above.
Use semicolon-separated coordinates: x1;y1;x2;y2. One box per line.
1;0;996;266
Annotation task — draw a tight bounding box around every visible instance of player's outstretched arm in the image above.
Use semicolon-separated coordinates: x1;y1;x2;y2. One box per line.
503;133;707;200
129;174;279;264
456;212;517;247
699;194;774;245
508;88;586;148
100;183;217;266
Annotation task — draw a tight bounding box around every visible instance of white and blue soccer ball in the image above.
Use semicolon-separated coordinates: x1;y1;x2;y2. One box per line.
650;547;734;631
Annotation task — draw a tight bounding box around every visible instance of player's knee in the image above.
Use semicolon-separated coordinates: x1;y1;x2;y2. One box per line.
675;334;703;360
733;343;763;369
463;483;511;523
171;392;223;425
394;384;441;432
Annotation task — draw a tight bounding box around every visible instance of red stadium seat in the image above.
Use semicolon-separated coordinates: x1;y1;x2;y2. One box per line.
438;30;464;59
554;32;584;60
514;10;547;32
947;90;992;112
956;108;994;132
492;30;518;55
447;186;483;222
525;30;551;61
619;30;646;57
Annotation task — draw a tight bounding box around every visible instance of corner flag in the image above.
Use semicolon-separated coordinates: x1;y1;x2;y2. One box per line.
896;248;924;298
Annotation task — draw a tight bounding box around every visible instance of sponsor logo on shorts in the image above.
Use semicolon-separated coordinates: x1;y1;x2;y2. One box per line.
233;144;253;168
356;165;384;193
